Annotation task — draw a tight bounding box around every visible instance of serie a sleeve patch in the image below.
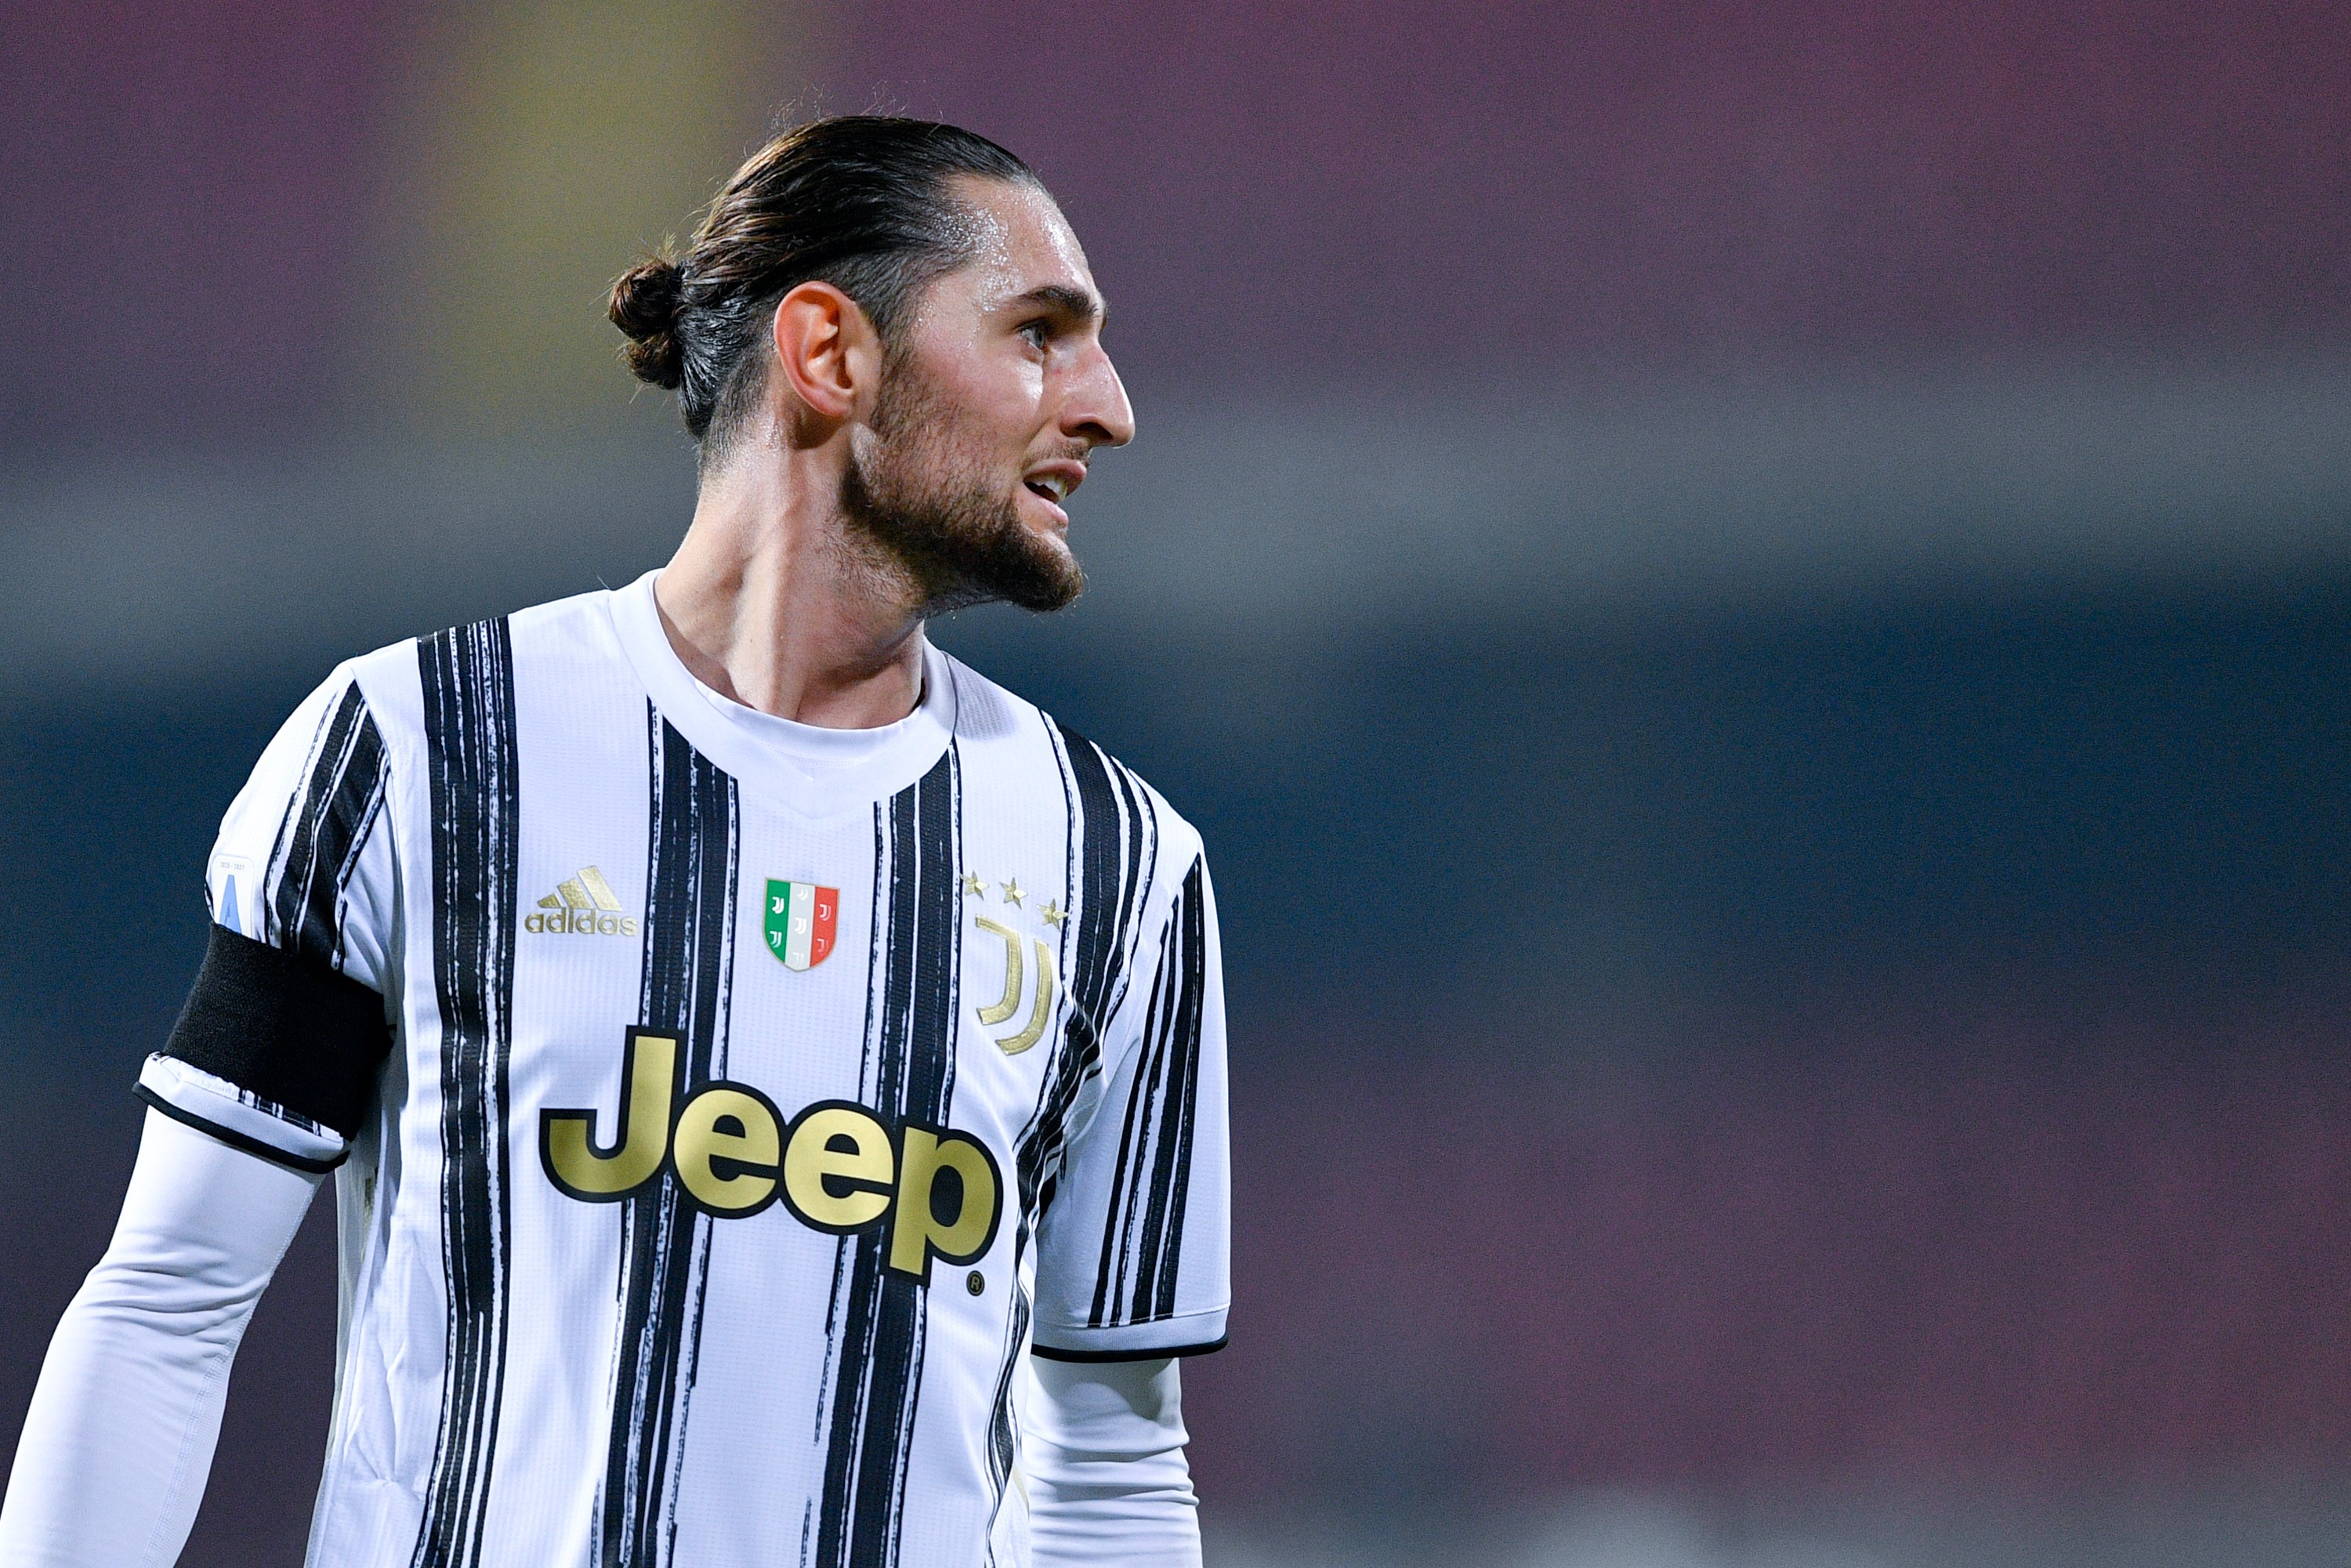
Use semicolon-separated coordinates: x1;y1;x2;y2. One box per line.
136;924;395;1168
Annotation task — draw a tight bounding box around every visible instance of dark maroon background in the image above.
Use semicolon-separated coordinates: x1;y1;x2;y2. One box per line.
6;1;2349;447
848;0;2351;384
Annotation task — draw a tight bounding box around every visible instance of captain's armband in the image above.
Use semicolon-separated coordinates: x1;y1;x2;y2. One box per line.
134;924;393;1171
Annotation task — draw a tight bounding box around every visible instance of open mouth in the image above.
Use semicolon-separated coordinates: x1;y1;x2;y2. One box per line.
1023;475;1071;504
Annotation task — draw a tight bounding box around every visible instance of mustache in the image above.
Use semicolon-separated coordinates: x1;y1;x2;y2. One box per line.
1031;440;1094;470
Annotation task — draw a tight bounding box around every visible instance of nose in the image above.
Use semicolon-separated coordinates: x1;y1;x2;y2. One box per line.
1062;340;1136;451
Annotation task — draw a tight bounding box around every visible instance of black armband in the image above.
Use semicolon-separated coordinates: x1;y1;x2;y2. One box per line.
155;923;393;1138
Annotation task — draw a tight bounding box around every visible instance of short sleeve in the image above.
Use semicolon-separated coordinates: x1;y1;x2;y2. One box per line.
133;666;397;1171
1031;853;1230;1360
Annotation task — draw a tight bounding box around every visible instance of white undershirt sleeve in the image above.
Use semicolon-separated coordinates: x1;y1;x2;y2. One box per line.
0;1109;322;1568
1023;1356;1201;1568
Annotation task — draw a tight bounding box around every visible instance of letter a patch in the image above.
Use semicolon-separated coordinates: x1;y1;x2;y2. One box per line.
765;880;838;971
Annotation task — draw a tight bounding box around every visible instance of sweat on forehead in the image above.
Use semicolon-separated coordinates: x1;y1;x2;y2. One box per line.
933;181;1103;317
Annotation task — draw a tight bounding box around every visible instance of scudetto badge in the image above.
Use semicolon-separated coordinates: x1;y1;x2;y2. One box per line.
765;879;838;970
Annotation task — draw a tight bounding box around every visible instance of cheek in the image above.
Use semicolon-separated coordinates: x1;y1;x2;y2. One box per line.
968;364;1049;465
896;339;1049;466
974;357;1045;429
943;340;1045;418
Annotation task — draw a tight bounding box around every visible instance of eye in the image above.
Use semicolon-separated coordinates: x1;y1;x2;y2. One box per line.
1016;320;1051;352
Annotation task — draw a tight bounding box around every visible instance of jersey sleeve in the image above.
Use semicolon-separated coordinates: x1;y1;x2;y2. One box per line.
1031;852;1230;1361
133;665;398;1172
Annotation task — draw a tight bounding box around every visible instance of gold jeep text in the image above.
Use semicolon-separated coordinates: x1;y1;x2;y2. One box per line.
539;1027;1001;1282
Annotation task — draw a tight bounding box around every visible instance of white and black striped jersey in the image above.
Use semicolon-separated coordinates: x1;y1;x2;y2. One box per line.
136;570;1230;1568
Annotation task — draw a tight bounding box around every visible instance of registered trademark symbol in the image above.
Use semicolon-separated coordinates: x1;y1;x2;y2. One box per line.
965;1270;986;1296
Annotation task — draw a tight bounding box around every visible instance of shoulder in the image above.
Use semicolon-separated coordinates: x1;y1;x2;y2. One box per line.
326;585;629;752
936;647;1207;877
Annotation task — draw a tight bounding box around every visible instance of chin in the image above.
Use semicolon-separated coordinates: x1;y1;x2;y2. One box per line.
1015;493;1072;539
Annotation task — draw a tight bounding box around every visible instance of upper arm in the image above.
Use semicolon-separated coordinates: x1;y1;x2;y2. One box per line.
134;666;400;1174
1031;851;1230;1362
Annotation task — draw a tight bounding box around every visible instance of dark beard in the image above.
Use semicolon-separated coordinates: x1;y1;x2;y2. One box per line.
839;367;1085;615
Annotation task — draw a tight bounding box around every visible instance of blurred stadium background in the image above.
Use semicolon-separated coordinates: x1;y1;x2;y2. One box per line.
5;2;2351;1563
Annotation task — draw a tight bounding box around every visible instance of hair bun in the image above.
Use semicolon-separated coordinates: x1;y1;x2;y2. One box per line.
609;256;686;389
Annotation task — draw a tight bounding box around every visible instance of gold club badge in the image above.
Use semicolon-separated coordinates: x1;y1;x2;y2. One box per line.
965;873;1059;1055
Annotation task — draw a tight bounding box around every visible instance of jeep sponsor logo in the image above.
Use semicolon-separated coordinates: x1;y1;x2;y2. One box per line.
539;1028;1001;1283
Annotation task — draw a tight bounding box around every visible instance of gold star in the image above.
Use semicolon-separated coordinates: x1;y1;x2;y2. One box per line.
1000;878;1025;907
961;871;985;898
1040;899;1066;927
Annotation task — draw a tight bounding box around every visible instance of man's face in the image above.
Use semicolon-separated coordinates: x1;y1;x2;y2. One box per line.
842;177;1136;613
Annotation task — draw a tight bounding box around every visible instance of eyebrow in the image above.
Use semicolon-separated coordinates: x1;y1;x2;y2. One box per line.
1009;284;1104;326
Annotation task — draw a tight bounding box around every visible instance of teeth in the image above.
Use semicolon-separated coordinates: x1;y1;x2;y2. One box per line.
1030;475;1070;502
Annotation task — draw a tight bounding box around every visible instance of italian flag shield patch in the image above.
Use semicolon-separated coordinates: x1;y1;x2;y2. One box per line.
764;879;838;971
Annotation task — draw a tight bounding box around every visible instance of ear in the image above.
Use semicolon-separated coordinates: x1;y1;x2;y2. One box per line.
770;281;882;429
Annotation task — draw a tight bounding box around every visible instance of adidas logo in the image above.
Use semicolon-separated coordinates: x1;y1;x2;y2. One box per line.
526;866;639;936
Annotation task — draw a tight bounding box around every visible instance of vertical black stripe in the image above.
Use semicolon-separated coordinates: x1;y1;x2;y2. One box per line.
982;1287;1031;1505
599;711;738;1568
1135;860;1207;1319
1090;948;1171;1327
1060;726;1131;1034
1106;755;1161;976
267;683;389;970
807;798;893;1472
410;620;521;1568
1089;858;1208;1328
814;747;961;1568
1016;724;1154;1236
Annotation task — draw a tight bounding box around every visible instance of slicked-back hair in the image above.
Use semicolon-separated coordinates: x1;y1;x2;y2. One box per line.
608;116;1041;464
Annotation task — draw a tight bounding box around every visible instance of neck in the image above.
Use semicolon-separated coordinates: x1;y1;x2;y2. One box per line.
653;432;928;730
